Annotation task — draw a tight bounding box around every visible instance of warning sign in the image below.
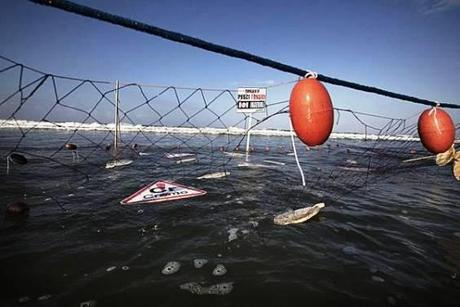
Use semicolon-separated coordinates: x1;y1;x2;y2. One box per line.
120;180;207;205
237;88;267;113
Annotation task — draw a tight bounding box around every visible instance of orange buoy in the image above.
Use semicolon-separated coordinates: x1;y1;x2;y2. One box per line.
289;78;334;146
417;107;455;154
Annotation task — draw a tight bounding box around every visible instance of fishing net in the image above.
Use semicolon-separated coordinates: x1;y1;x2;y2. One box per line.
0;55;459;211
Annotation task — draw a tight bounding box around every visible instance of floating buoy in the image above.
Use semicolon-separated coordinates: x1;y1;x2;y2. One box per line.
65;143;77;150
6;201;30;216
65;143;79;162
289;77;334;146
274;202;325;225
417;107;455;154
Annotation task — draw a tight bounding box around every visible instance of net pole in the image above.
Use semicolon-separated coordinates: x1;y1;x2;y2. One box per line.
114;80;120;159
6;155;10;175
245;113;253;162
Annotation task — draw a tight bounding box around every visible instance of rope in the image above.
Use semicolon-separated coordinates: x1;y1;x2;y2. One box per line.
29;0;460;109
290;122;306;186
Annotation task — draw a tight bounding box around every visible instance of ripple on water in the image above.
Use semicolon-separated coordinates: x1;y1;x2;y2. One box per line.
80;300;97;307
106;266;116;272
371;276;385;283
342;246;357;255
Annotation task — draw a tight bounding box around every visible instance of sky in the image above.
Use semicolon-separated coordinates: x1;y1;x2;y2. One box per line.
0;0;459;131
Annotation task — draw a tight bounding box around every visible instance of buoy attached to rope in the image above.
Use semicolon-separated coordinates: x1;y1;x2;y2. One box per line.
289;72;334;146
65;143;77;151
418;106;455;154
65;143;79;162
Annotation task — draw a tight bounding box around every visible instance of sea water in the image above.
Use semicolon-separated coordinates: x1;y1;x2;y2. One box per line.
0;129;459;306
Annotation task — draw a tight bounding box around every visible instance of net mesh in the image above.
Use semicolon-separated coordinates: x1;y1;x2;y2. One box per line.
0;56;458;211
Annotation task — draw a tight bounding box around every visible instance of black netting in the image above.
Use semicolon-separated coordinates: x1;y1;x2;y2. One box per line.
0;56;458;211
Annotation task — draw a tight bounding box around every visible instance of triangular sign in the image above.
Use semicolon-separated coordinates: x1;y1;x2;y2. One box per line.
120;180;207;205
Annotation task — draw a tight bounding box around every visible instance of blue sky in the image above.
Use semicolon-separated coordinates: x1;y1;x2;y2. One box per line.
0;0;459;131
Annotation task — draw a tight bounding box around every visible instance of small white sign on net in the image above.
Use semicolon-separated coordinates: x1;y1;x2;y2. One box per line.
236;88;267;113
236;88;267;162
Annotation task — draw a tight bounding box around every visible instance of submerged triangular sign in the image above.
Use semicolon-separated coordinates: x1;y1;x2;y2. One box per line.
120;180;207;205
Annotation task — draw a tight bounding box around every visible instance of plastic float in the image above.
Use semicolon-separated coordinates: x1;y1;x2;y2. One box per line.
289;74;334;146
65;143;79;162
274;203;325;225
105;159;133;169
418;106;455;154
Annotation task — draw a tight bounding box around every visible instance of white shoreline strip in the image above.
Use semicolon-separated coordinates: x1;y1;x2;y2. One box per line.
0;119;425;142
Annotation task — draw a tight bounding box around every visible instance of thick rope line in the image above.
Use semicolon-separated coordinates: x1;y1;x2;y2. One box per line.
29;0;460;109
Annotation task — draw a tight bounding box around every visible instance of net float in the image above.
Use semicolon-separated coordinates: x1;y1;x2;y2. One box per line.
6;201;30;216
289;78;334;146
65;143;79;162
65;143;77;150
417;107;455;154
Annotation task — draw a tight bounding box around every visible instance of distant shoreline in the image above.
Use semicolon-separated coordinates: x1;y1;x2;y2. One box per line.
0;119;422;142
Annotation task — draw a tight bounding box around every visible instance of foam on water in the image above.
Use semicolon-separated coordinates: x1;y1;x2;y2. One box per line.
161;261;181;275
193;259;208;269
0;119;422;141
227;228;238;242
212;264;227;276
179;282;234;295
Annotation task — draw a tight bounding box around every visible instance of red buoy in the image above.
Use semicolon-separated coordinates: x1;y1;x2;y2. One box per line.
289;78;334;146
417;107;455;154
65;143;77;150
6;201;30;216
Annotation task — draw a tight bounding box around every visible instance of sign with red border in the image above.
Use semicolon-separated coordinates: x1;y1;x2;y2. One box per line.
120;180;207;205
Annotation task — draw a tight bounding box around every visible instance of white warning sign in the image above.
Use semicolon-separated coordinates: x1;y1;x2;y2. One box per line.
120;180;207;205
237;88;267;113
